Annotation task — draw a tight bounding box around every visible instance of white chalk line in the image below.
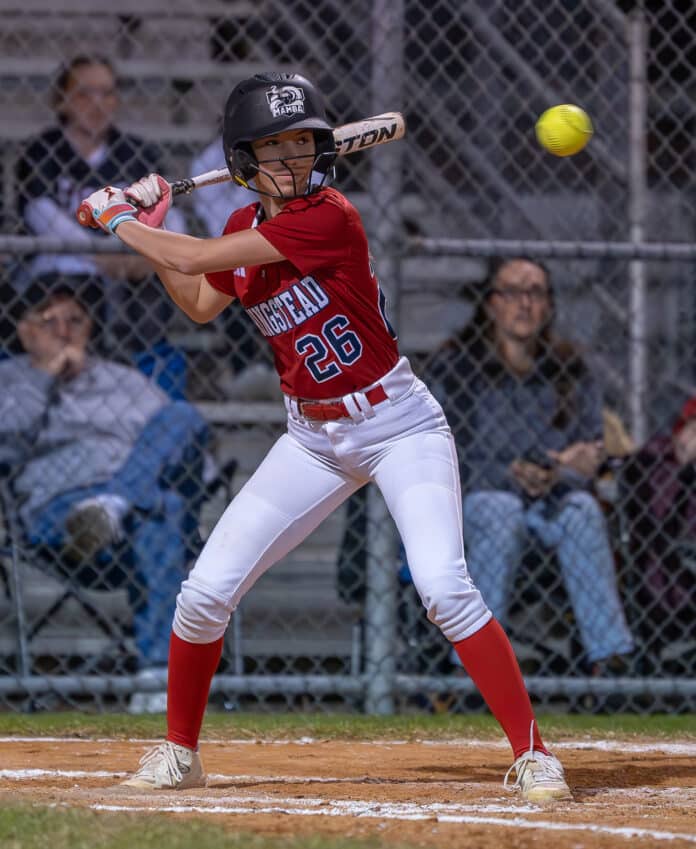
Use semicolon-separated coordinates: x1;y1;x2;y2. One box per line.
3;763;694;843
88;797;696;843
0;769;118;780
2;736;696;755
2;767;695;803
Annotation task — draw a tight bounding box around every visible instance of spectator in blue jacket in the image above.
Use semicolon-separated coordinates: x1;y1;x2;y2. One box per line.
425;257;634;671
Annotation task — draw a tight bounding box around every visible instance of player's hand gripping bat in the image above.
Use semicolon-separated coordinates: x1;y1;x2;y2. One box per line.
76;111;405;228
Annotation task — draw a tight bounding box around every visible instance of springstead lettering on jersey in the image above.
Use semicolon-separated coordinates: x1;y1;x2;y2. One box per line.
245;276;330;337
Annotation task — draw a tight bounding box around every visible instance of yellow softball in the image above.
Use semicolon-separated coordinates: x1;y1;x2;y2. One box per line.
535;104;594;157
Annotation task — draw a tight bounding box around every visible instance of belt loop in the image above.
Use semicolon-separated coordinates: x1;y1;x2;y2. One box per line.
354;391;377;420
286;396;301;418
342;392;365;422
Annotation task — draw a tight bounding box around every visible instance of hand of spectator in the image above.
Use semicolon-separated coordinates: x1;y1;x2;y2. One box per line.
673;420;696;467
510;459;557;497
125;174;172;229
35;343;86;379
78;186;138;233
548;440;604;478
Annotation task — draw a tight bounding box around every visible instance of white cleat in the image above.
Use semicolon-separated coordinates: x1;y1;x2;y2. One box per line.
504;749;572;803
120;741;207;790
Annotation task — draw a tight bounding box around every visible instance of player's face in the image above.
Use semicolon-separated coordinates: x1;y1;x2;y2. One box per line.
19;298;92;361
59;62;119;140
488;260;551;344
251;129;316;198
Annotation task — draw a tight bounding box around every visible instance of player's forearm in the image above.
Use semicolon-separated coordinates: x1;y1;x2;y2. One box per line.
115;219;283;274
115;221;209;274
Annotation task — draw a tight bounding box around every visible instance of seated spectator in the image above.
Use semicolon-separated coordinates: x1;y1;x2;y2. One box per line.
0;284;209;707
15;55;185;352
621;396;696;666
424;256;635;673
188;136;277;400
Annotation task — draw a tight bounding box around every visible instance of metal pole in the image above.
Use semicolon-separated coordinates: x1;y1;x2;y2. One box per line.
364;485;397;714
370;0;405;329
628;9;649;444
362;0;405;716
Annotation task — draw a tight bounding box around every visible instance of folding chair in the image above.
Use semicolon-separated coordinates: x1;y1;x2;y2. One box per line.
0;463;136;682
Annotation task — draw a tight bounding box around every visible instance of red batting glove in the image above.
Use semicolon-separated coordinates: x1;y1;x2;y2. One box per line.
125;174;172;228
76;186;137;233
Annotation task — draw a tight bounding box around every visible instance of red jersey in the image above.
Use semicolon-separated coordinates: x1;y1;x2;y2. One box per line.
205;187;399;399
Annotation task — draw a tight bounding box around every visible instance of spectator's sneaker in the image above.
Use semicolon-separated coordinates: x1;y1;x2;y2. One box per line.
128;690;168;714
120;741;206;790
128;667;168;715
504;748;572;803
64;494;129;560
590;653;633;677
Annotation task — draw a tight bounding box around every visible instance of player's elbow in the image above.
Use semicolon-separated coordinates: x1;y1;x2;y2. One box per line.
171;243;210;276
174;256;206;276
187;309;215;324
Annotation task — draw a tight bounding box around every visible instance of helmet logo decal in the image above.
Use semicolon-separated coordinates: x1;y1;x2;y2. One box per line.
266;85;305;118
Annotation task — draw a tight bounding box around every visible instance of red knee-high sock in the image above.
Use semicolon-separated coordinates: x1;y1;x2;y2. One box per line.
453;618;548;759
166;631;224;750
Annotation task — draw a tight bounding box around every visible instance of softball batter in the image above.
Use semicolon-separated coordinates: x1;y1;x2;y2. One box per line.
79;72;571;802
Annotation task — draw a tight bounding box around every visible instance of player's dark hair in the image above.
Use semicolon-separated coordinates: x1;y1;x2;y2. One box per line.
453;256;587;430
52;55;117;123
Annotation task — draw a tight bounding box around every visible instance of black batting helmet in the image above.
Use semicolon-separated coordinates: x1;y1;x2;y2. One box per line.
222;72;337;195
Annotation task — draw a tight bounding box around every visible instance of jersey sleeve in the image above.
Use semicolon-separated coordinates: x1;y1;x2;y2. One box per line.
256;192;351;276
205;268;236;294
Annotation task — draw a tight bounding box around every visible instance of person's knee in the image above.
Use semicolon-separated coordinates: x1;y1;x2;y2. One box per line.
163;400;209;439
172;575;231;643
420;572;491;642
561;490;606;529
464;490;525;534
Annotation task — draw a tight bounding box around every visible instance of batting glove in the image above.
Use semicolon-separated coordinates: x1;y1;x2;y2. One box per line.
125;173;172;229
76;186;138;234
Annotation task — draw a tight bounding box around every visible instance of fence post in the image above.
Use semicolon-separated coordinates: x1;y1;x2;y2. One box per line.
364;485;398;714
628;8;649;444
363;1;404;716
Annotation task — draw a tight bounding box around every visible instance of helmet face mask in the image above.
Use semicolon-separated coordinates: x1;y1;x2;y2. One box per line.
222;73;337;199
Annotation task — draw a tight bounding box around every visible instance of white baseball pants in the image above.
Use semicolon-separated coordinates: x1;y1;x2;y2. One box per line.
174;357;491;645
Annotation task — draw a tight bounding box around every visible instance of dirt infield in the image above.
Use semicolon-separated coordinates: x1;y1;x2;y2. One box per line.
1;736;695;848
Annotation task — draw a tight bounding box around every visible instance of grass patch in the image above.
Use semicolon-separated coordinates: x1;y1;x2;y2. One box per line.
0;711;693;740
0;805;400;849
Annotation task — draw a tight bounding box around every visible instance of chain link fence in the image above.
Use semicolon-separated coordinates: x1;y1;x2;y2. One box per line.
0;0;694;713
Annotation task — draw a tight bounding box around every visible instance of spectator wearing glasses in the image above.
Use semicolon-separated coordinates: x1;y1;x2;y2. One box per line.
0;284;209;696
422;257;634;672
15;55;185;351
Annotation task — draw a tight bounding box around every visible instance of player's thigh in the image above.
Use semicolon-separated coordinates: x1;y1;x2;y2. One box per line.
373;428;464;579
190;432;361;602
